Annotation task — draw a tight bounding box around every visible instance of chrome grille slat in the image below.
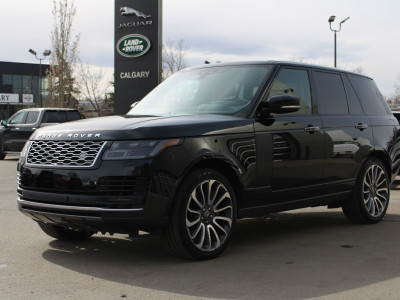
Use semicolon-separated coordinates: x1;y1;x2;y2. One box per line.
26;141;106;168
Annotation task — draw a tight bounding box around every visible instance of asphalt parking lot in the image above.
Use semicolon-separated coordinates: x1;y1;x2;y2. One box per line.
1;155;400;299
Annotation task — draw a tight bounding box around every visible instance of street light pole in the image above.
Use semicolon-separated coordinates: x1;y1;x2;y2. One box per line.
28;49;51;107
334;30;337;68
328;16;350;68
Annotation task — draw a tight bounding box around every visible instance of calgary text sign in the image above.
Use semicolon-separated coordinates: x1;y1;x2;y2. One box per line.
114;0;162;115
0;94;19;104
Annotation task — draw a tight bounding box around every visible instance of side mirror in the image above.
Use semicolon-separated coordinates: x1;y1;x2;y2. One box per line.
262;94;300;114
0;120;8;127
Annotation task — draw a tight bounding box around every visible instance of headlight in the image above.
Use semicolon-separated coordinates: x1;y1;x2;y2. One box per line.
102;139;181;160
18;141;32;168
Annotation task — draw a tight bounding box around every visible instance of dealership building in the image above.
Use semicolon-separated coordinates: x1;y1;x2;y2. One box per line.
0;61;49;120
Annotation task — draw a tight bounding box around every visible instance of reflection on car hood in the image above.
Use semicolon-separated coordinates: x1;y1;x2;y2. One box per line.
30;114;254;141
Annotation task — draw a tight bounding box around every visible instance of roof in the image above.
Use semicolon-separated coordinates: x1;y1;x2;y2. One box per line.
186;60;370;79
17;107;79;112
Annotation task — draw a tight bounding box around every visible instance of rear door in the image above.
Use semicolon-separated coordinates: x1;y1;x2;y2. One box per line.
312;70;374;196
347;74;399;176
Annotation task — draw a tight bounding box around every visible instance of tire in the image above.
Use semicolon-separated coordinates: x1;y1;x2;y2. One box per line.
342;158;390;224
162;169;237;260
38;222;94;241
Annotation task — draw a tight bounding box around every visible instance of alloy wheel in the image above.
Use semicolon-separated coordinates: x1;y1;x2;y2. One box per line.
362;164;389;218
185;179;233;252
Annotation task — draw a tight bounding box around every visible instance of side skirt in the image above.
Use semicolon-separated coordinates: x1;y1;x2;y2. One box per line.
237;190;352;219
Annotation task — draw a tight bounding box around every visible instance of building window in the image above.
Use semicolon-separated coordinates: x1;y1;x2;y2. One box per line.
32;76;39;90
23;75;32;92
12;75;22;92
2;74;12;85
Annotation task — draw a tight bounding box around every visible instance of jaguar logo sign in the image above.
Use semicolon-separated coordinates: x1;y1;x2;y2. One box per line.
117;7;152;28
120;7;151;19
116;34;151;58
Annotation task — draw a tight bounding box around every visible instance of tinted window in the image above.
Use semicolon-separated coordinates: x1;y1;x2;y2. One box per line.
25;111;40;124
8;111;27;124
372;80;392;114
314;71;348;114
343;75;364;115
348;75;389;115
67;111;81;121
268;68;312;114
42;111;67;123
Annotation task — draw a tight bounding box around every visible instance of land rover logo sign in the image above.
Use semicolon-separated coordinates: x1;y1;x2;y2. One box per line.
116;34;151;58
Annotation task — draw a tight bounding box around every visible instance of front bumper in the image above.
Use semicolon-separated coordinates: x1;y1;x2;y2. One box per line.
17;160;178;233
17;195;168;233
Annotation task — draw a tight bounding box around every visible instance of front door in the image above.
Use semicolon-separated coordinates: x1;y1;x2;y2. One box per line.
254;67;324;204
3;110;39;152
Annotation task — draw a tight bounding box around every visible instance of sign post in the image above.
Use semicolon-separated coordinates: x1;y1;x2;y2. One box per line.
114;0;162;115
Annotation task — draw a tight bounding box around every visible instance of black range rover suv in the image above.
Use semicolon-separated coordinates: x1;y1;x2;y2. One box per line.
17;61;400;260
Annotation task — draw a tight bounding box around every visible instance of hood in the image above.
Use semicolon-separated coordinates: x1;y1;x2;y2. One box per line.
30;114;254;141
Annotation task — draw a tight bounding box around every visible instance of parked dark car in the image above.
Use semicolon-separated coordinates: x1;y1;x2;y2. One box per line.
392;111;400;123
0;108;83;159
17;61;400;260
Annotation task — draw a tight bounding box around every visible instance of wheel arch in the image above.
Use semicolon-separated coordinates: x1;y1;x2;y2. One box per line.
186;157;243;204
368;150;392;179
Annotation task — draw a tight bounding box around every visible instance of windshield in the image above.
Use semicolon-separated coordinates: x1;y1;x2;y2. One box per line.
127;64;272;117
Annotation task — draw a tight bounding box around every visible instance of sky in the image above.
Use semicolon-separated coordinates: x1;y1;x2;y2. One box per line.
1;0;399;97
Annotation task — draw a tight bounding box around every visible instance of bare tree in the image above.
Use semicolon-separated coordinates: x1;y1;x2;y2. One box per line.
46;0;80;108
289;56;308;63
395;74;400;95
162;39;187;80
387;74;400;109
350;66;365;75
75;63;113;116
289;56;366;75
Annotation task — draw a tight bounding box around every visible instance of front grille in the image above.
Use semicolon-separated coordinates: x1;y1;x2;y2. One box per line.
18;176;151;209
19;171;151;199
26;141;106;167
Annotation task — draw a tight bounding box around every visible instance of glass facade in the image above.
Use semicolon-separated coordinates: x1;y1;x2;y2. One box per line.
0;61;50;120
2;74;47;101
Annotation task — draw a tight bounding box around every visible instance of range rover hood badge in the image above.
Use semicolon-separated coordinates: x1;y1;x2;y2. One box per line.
37;133;101;139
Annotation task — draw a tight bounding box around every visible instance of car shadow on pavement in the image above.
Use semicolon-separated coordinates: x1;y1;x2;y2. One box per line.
41;210;400;299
